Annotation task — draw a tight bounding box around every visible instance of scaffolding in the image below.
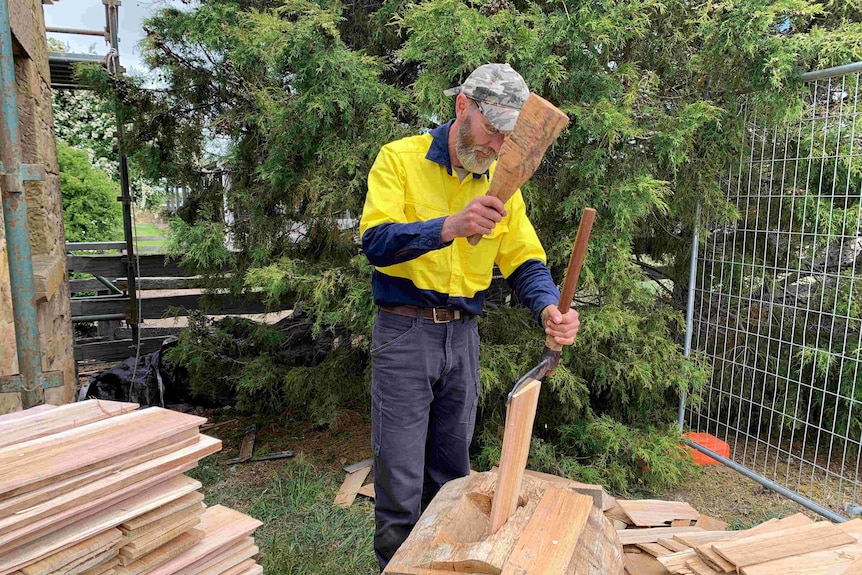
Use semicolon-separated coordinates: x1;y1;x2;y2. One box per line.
45;0;140;345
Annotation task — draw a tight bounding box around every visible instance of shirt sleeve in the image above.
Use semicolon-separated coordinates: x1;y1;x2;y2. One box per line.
495;191;560;323
359;144;452;267
507;259;560;324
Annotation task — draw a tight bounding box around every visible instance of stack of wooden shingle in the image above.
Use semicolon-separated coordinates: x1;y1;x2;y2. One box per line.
612;499;862;575
0;400;263;575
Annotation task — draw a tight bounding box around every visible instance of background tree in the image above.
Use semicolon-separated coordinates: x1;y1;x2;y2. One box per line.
58;141;122;243
50;38;165;212
77;0;862;493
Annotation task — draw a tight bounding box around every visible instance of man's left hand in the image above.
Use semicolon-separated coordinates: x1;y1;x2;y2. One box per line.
541;305;580;346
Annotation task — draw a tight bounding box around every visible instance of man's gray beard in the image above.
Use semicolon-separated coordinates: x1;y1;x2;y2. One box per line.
456;117;496;174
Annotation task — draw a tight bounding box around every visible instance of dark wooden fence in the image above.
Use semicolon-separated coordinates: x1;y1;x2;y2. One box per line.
69;244;292;363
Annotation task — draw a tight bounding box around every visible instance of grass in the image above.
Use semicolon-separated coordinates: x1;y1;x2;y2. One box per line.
100;222;166;250
186;453;379;575
134;222;166;238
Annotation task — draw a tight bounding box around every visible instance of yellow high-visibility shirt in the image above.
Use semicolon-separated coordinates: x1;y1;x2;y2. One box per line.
359;120;559;319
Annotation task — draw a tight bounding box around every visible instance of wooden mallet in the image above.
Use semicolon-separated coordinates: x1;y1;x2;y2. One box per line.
467;92;569;246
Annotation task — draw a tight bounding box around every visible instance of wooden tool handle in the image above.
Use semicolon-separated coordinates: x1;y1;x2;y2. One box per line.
466;93;569;246
556;207;596;315
544;207;595;373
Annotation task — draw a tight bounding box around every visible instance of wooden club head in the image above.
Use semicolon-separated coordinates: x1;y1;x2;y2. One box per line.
467;93;568;245
487;92;569;204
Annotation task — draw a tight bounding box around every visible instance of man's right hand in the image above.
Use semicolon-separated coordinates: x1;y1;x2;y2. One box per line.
440;196;507;243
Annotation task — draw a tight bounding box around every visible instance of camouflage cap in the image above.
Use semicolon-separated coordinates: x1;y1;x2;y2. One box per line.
443;63;529;132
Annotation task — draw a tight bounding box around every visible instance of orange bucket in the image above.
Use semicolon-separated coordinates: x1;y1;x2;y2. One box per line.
683;432;730;466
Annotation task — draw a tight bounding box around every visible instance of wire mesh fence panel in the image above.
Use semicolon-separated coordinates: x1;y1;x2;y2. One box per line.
686;66;862;519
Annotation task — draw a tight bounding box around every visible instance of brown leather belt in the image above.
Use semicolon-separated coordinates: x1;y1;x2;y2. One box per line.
379;305;472;323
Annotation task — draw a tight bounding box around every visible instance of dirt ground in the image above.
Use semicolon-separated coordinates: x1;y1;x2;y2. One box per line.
196;407;816;529
661;465;813;528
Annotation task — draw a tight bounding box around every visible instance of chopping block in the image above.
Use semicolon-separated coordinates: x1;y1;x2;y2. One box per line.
383;471;625;575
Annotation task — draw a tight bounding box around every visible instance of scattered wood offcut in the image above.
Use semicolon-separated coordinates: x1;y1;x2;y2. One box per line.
376;465;861;575
613;503;862;575
0;400;263;575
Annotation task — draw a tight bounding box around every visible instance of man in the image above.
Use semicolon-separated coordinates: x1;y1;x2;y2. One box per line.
359;63;580;571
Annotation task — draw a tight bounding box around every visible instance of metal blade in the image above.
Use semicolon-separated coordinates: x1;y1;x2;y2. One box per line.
506;357;551;404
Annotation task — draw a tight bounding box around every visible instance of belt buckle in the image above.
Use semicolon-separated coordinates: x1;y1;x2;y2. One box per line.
432;308;460;323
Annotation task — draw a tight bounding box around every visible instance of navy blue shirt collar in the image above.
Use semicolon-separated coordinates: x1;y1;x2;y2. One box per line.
425;120;488;179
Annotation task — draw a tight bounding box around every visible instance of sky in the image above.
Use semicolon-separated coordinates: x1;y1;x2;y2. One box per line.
42;0;187;76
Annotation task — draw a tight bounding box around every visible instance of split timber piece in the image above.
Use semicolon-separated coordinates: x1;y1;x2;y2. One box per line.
170;537;257;575
237;425;256;463
118;515;201;564
384;471;624;575
233;565;263;575
685;555;721;575
739;543;862;575
694;515;728;531
616;527;704;546
624;553;667;575
334;466;372;509
0;475;201;575
500;487;592;575
656;548;698;574
114;530;203;575
18;529;124;575
616;500;700;527
34;539;124;575
0;408;206;499
635;542;675;558
0;434;204;518
145;506;262;575
80;557;120;575
711;521;857;570
196;557;257;575
489;378;541;534
694;514;812;573
118;504;205;564
0;405;57;423
0;401;138;449
0;436;220;545
119;497;205;539
568;497;624;574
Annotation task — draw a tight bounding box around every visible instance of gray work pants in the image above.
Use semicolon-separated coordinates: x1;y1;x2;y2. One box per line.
370;309;480;572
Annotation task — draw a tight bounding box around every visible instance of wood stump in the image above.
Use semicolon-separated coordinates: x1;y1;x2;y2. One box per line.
383;471;624;575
